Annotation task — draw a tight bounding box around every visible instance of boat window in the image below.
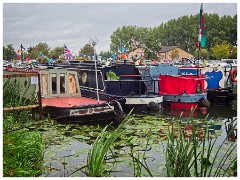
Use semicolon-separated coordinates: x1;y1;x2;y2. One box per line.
68;73;78;94
41;74;48;95
51;73;57;94
60;73;65;94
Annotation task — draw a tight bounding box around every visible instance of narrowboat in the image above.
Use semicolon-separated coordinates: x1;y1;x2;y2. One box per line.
3;67;126;123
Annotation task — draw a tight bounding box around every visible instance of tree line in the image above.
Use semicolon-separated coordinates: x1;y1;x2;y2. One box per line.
3;13;237;61
110;13;237;60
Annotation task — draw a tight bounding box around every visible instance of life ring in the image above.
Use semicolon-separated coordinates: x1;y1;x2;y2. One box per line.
230;68;237;82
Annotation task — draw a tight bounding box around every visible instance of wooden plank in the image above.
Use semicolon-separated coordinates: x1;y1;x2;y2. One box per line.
3;104;39;111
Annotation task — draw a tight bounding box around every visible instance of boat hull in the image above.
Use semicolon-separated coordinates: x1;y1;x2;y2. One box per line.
124;95;163;113
42;105;117;123
41;96;125;123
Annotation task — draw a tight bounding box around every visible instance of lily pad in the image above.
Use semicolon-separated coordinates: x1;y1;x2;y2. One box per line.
73;134;90;140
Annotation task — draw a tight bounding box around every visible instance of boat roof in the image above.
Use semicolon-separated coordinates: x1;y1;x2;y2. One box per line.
42;97;106;108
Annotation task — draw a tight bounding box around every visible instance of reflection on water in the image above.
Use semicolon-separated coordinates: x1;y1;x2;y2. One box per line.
37;104;237;177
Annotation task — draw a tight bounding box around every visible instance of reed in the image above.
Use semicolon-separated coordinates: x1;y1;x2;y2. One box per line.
3;129;44;177
3;79;44;177
129;129;153;177
164;107;237;177
3;78;37;126
3;78;37;108
85;110;133;177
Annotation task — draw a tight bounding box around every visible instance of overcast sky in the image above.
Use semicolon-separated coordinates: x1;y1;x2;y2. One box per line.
3;2;237;54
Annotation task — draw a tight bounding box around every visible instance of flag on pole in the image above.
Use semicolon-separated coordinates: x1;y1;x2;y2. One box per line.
198;3;206;48
64;44;73;60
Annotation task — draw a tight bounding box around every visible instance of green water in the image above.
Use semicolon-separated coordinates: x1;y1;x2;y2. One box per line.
35;105;237;177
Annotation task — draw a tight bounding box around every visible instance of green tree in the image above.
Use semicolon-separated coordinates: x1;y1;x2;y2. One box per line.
99;51;112;60
79;44;94;57
110;25;138;53
30;42;51;59
109;13;237;60
3;44;16;60
193;48;209;60
49;46;64;59
229;45;237;59
211;41;231;60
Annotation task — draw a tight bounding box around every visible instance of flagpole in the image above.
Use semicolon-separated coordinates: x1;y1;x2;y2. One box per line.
20;44;24;62
90;38;99;104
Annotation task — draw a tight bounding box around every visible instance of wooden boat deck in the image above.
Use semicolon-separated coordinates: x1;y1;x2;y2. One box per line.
42;97;106;108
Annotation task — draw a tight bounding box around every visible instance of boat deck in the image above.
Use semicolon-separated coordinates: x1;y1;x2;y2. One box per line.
42;97;106;108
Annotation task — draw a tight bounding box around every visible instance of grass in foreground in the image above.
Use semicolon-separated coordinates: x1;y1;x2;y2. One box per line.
3;129;44;177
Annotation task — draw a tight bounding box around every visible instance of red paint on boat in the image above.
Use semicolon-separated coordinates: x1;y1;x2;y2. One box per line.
169;109;200;117
169;102;198;110
42;97;106;108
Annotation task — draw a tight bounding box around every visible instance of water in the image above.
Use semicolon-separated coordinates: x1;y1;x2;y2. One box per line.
37;104;237;177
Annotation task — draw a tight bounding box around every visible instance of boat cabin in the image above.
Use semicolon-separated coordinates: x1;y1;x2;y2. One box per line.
40;69;80;97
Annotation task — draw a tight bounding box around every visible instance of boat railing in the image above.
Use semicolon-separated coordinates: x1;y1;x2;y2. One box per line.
105;74;160;96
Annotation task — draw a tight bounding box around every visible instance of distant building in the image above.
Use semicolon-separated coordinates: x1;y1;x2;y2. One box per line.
128;48;145;60
159;46;194;61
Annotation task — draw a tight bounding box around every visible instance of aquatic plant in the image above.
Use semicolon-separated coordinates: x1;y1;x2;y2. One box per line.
3;78;45;177
3;78;38;124
84;110;133;177
129;129;153;177
40;108;236;177
164;108;237;177
3;129;44;177
3;78;37;108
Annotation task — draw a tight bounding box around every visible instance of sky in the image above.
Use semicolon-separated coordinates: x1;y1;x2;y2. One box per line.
2;1;238;55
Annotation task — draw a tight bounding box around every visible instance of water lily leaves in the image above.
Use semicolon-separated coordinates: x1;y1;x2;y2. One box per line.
73;135;90;140
17;111;234;177
88;131;100;138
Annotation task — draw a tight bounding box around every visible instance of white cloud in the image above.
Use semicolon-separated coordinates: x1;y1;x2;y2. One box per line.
3;3;237;53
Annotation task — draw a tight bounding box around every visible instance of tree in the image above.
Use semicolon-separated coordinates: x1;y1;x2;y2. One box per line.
110;25;138;53
193;48;209;60
30;42;51;59
49;46;64;59
211;41;231;60
79;44;94;57
3;44;16;60
229;45;237;59
110;13;237;60
99;51;112;60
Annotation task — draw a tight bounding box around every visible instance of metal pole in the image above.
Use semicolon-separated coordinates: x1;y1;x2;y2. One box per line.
197;44;201;77
90;38;99;103
37;73;43;119
20;44;24;62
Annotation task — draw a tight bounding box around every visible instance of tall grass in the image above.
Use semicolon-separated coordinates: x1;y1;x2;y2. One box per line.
70;108;237;177
129;129;153;177
165;107;237;177
85;111;133;177
3;78;45;177
3;78;38;132
3;78;37;108
3;129;44;177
